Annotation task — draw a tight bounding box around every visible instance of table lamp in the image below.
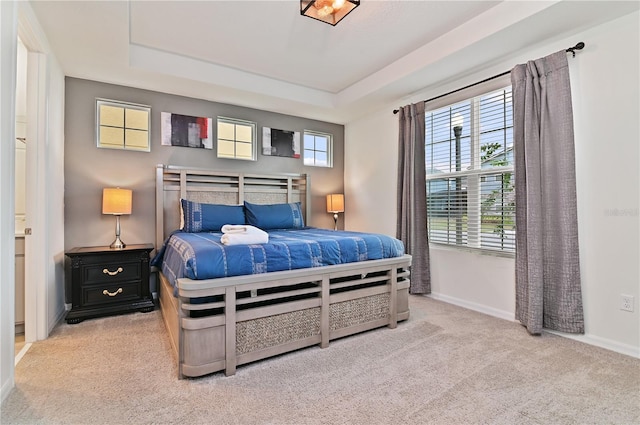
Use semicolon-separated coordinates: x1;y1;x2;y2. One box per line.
326;193;344;231
102;187;132;249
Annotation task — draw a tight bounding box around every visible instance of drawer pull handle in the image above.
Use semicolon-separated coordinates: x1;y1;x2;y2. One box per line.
103;288;123;297
103;267;123;276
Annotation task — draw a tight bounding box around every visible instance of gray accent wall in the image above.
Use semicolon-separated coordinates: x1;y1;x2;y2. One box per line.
64;77;344;254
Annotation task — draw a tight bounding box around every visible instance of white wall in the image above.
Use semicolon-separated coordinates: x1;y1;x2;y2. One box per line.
44;54;65;336
344;107;397;237
0;0;18;403
570;11;639;355
345;11;640;357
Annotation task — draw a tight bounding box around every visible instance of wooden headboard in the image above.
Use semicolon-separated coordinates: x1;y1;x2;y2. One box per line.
155;164;310;249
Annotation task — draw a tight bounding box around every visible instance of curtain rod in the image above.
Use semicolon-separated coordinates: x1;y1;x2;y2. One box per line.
393;42;585;114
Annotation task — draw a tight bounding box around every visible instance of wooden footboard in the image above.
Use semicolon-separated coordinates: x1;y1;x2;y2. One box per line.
158;255;411;378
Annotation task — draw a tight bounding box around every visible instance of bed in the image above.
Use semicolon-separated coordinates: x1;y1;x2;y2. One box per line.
154;165;412;378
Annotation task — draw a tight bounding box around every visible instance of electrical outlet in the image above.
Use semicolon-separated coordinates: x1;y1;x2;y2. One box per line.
621;294;634;312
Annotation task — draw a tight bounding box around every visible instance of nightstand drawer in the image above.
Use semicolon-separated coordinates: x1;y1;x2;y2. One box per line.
84;262;141;284
83;282;141;307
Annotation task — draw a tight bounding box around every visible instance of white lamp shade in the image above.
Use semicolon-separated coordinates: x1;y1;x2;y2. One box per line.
326;194;345;213
102;188;132;215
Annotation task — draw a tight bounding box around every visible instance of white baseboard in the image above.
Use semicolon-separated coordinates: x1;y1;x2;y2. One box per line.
429;292;640;359
15;343;32;366
428;292;516;322
49;306;68;335
1;374;14;405
545;330;640;359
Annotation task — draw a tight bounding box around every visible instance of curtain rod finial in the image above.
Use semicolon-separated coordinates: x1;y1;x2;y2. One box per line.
567;41;585;57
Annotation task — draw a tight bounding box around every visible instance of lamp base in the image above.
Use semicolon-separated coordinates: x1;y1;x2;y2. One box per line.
110;215;126;249
110;236;126;250
333;213;339;231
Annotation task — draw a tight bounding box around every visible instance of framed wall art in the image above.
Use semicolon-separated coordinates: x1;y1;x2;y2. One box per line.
262;127;300;158
161;112;213;149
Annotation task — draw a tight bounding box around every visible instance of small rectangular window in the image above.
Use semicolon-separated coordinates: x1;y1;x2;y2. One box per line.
217;117;257;161
303;130;333;167
96;99;150;152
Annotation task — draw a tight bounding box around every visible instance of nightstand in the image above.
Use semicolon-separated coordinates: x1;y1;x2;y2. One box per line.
65;244;155;324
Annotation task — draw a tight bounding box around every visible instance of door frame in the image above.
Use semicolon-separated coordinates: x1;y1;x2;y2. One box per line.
17;4;50;343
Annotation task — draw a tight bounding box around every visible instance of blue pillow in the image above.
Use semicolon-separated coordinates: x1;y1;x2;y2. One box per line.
244;201;305;230
181;199;245;232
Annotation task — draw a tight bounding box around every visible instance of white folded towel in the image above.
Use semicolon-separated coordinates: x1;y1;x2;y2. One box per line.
221;224;250;234
220;224;268;245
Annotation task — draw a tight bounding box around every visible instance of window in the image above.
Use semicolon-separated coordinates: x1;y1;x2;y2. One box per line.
96;99;150;151
303;130;333;167
217;117;257;161
426;87;514;253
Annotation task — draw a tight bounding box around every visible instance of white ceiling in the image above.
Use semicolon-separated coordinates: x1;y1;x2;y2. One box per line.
29;0;639;124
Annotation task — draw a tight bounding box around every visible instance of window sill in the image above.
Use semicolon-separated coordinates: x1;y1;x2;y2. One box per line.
428;242;515;259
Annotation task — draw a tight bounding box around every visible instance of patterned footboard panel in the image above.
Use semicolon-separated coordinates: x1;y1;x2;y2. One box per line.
330;293;391;331
236;308;322;355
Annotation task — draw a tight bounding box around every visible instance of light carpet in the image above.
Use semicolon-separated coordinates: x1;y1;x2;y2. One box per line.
2;296;639;425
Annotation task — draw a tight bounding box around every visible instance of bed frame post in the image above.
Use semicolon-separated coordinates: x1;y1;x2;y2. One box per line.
320;276;330;348
238;174;245;203
225;287;237;376
177;297;185;379
179;170;187;200
305;175;311;226
389;267;398;329
155;164;164;251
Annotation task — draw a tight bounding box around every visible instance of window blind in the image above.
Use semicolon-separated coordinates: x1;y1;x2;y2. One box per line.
426;87;515;253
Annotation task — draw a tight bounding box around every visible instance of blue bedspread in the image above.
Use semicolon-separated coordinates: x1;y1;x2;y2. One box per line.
152;227;405;294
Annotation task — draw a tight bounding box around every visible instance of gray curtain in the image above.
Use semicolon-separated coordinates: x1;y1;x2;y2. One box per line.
511;51;584;335
397;102;430;294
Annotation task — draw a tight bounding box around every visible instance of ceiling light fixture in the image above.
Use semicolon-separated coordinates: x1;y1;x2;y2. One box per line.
300;0;360;26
